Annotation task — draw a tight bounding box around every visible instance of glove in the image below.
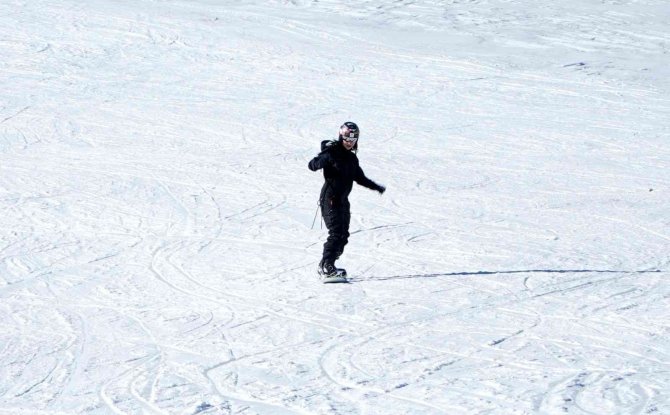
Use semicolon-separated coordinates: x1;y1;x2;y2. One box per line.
377;184;386;195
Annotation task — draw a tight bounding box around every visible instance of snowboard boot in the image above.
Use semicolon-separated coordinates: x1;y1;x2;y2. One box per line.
318;261;337;277
319;260;346;277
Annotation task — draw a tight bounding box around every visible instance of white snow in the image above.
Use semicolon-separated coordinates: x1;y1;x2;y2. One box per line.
1;0;669;414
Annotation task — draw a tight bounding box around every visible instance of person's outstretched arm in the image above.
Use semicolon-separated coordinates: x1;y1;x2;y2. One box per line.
355;166;385;194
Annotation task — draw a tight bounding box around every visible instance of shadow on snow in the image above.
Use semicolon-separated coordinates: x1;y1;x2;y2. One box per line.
350;269;664;282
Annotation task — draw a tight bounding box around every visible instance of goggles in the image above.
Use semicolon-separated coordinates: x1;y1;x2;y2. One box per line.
342;134;358;143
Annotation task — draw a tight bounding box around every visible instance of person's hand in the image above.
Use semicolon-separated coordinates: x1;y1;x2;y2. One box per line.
377;185;386;195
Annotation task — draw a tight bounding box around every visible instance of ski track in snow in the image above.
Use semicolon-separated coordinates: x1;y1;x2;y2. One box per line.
1;0;669;414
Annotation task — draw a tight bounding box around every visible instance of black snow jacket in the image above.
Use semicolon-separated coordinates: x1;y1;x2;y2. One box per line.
308;140;384;205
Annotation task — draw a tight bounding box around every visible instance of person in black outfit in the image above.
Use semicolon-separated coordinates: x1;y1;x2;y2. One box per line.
308;122;386;277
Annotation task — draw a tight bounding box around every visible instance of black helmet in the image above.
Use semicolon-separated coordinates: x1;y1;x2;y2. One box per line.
339;121;359;141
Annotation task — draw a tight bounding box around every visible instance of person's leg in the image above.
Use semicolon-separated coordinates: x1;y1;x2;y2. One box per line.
334;206;351;262
321;203;347;269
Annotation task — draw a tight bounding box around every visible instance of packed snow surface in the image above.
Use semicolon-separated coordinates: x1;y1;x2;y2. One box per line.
1;0;669;414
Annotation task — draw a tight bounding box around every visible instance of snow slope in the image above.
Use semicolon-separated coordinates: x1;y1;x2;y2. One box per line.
1;0;669;414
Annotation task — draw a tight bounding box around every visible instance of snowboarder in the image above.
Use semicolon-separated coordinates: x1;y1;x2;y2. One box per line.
308;121;386;280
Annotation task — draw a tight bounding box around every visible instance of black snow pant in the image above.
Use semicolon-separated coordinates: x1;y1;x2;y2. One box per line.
320;198;351;266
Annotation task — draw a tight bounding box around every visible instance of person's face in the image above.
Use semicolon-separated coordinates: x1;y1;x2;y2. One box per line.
342;138;356;150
